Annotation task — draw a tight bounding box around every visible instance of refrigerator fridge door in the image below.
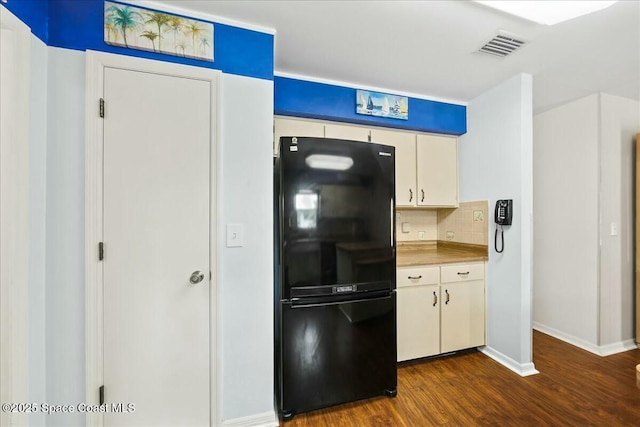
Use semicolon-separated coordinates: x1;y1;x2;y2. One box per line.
278;137;396;300
278;292;397;419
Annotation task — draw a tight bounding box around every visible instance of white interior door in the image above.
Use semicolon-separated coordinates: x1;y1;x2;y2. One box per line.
103;66;211;426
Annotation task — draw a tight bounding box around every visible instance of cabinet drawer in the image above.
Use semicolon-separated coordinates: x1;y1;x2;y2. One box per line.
440;262;484;283
397;266;439;288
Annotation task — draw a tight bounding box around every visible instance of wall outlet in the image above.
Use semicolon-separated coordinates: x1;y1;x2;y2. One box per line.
473;210;484;222
226;223;244;247
446;231;455;241
401;222;411;233
418;231;426;240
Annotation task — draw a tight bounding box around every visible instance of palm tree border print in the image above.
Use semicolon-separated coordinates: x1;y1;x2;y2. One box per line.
104;1;214;62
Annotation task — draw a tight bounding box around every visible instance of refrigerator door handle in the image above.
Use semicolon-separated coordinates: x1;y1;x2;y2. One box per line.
390;198;394;247
291;292;392;309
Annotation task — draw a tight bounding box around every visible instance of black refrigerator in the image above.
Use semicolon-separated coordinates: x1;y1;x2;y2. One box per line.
275;136;397;421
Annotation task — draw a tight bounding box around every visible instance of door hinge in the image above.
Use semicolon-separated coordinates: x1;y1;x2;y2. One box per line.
98;242;104;261
99;385;104;405
99;98;105;118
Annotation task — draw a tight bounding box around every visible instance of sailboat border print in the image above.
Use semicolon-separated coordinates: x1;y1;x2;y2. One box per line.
356;90;408;120
104;1;214;62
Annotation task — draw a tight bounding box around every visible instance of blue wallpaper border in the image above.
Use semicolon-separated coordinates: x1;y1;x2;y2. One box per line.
274;77;466;135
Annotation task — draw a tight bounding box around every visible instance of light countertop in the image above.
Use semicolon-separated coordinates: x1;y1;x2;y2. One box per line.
397;241;488;267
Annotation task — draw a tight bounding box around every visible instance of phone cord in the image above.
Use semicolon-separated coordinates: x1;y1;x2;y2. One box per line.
495;224;504;253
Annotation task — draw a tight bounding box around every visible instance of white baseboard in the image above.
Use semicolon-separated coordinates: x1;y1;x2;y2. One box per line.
221;410;279;427
533;322;601;354
533;322;637;356
479;346;539;377
598;339;638;356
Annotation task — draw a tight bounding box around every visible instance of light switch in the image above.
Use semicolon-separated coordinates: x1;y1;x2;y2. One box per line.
226;224;244;247
610;222;618;236
401;222;411;233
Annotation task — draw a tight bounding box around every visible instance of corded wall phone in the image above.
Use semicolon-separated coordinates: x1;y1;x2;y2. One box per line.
495;199;512;226
494;199;512;253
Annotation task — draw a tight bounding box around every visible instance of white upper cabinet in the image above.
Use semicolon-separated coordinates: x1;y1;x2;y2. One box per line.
370;129;417;207
416;134;458;207
274;117;324;156
324;123;370;142
274;117;459;208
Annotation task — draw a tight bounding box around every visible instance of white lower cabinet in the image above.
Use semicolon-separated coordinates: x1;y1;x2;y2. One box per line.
397;262;486;362
440;279;485;353
397;267;440;362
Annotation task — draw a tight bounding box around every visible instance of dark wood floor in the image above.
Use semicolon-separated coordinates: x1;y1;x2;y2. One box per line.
283;331;640;426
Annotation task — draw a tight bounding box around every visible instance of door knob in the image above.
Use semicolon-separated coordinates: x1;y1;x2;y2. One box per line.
190;270;205;284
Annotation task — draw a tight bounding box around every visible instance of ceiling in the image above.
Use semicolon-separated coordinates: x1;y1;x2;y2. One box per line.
160;0;639;113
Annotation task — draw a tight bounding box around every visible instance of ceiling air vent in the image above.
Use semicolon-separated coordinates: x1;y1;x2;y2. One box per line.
479;32;526;57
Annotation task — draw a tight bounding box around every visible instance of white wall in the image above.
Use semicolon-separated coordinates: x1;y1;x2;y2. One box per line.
599;93;639;346
533;95;600;347
40;48;276;425
533;93;639;354
29;34;48;427
45;47;86;427
219;74;275;422
459;73;536;375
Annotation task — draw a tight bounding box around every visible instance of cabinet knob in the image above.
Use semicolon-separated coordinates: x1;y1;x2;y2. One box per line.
433;291;438;307
409;189;413;202
457;271;470;276
407;275;422;280
445;289;450;304
421;189;425;202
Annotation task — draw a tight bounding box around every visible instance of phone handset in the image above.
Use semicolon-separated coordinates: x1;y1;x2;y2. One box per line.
494;199;513;253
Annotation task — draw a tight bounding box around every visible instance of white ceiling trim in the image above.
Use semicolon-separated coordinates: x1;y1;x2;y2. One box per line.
275;71;469;107
129;0;277;35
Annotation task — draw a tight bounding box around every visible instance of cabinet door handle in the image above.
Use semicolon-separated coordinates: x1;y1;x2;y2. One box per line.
407;275;422;280
433;291;438;307
457;271;470;276
421;189;425;202
409;189;413;202
445;289;450;304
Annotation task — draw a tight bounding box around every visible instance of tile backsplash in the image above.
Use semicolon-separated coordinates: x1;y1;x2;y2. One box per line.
437;201;489;246
396;209;438;242
395;201;489;245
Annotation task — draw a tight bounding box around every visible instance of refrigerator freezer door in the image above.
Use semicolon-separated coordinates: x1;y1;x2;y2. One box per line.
278;293;397;418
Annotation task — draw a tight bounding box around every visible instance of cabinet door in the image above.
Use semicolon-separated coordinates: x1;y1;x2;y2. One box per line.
274;117;324;156
397;285;440;361
416;134;458;207
440;280;485;353
324;123;370;142
371;129;417;207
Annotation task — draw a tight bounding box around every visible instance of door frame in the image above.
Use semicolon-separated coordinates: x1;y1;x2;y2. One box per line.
0;6;31;427
85;50;221;426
